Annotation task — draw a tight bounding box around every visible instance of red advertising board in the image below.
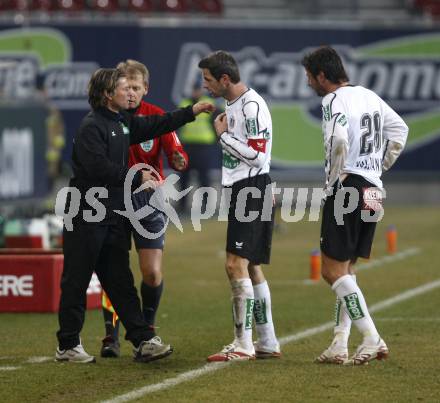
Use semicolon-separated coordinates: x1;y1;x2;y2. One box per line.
0;252;101;312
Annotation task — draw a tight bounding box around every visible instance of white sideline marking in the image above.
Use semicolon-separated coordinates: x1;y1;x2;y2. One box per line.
376;317;440;322
26;356;52;364
276;248;421;286
100;278;440;403
201;249;422;287
356;247;420;272
0;366;21;371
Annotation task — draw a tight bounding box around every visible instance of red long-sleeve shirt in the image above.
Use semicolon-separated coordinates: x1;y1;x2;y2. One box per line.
128;100;188;179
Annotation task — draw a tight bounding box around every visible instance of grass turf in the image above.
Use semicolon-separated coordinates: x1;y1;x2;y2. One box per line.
0;206;439;402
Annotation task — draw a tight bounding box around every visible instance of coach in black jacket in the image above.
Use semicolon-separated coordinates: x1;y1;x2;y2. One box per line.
55;68;214;363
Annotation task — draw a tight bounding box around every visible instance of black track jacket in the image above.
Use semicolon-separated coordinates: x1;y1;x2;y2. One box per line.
68;105;195;223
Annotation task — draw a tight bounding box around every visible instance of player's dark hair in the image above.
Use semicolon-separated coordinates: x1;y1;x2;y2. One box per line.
301;46;349;84
88;68;125;110
198;50;240;83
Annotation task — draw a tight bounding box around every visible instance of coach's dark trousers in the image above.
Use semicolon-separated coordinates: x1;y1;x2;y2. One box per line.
57;217;150;350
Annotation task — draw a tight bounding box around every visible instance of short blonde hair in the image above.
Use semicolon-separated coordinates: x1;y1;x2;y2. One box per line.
116;59;150;87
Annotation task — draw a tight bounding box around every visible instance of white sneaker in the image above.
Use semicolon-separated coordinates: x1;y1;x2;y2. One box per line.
315;341;348;364
345;338;389;365
254;340;281;359
133;336;173;363
55;344;96;363
207;343;255;362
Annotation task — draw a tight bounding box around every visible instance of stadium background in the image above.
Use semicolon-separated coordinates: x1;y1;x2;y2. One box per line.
0;0;439;208
0;2;440;402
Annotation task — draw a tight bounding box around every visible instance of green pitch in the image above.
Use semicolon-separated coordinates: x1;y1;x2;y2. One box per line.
1;206;440;402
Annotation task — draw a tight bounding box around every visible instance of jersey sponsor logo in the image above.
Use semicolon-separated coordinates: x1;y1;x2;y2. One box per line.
140;140;154;152
245;117;258;137
254;298;268;325
337;114;348;126
0;275;33;297
235;241;243;249
344;293;365;320
229;116;235;129
323;105;331;122
222;150;240;169
245;298;255;330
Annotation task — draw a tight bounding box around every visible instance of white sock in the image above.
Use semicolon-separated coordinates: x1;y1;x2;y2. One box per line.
253;281;278;347
333;274;356;347
231;278;254;351
332;274;379;344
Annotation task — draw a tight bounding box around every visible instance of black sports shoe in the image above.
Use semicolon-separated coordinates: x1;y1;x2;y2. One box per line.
100;336;120;358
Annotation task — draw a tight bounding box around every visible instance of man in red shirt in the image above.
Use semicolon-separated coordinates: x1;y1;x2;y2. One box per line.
101;60;188;358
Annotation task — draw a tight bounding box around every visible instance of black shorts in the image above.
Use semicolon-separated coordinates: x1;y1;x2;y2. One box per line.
226;174;274;265
320;174;382;262
131;190;166;250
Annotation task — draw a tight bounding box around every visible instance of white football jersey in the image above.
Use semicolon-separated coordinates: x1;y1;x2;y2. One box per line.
322;85;408;189
219;88;272;186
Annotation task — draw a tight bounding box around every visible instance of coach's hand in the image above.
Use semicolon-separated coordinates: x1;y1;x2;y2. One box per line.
192;101;215;116
214;112;228;137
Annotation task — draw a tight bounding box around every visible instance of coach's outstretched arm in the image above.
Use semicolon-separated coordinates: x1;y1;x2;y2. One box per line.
129;102;215;145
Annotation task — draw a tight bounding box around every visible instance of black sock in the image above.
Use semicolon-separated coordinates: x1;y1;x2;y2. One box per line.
102;307;119;341
141;281;164;328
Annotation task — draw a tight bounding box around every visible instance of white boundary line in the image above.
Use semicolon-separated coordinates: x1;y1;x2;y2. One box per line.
101;278;440;403
376;318;440;322
25;356;52;364
0;366;21;371
356;247;420;272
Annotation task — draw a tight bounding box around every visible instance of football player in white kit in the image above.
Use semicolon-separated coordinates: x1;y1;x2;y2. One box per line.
302;46;408;365
199;51;281;362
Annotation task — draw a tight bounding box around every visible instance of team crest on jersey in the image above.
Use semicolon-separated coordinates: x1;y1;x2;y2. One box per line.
140;140;154;152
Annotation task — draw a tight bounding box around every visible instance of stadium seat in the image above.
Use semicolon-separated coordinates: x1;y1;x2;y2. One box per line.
158;0;188;13
127;0;153;13
192;0;222;14
56;0;86;12
28;0;57;11
414;0;440;17
0;0;27;11
88;0;119;12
